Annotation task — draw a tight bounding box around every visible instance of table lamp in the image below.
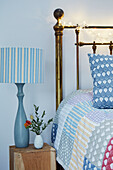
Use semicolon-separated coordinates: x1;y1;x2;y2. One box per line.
0;47;44;148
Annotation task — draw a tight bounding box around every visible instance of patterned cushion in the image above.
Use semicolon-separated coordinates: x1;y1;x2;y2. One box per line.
88;54;113;109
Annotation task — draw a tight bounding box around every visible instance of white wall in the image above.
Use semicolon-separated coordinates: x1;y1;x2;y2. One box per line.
0;0;113;169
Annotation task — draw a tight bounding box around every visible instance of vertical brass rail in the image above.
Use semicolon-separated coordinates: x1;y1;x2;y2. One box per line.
75;29;80;90
53;9;64;110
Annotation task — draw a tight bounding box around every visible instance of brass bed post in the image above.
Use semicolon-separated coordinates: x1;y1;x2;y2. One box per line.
53;9;64;110
75;27;80;90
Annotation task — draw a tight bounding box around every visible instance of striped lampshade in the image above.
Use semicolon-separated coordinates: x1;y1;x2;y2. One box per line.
0;47;44;83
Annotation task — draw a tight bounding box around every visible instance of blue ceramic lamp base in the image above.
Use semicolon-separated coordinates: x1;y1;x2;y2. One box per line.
14;83;29;148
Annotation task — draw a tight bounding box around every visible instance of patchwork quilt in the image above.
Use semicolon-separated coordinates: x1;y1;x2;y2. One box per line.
51;89;113;170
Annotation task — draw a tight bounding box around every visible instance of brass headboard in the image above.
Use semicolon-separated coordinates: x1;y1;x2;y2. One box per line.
53;8;113;109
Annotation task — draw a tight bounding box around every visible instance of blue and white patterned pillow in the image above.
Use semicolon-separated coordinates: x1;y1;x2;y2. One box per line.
88;54;113;109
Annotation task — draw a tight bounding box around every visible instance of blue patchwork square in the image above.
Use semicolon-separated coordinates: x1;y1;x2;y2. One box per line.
88;54;113;109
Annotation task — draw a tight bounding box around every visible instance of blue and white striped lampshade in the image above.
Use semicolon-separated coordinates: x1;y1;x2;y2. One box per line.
0;47;44;83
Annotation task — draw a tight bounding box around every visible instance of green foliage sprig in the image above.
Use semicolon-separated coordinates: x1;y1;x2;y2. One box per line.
24;105;53;135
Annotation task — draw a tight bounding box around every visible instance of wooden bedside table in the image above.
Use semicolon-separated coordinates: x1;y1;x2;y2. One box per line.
9;143;56;170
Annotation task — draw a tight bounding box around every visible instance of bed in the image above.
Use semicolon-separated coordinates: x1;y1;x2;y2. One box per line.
52;8;113;170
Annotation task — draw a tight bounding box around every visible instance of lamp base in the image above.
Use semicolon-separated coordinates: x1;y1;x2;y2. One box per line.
14;83;29;148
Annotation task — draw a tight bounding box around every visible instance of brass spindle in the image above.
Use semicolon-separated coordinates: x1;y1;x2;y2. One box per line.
75;28;80;90
109;41;112;55
92;41;97;54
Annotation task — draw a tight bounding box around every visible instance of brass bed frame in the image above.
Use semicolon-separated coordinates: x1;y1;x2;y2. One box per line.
53;8;113;111
53;8;113;170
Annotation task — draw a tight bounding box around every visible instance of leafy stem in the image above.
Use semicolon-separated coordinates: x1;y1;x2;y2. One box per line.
24;105;53;135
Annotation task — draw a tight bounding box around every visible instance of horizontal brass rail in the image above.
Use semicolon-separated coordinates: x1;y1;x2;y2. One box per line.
64;25;113;29
75;42;113;46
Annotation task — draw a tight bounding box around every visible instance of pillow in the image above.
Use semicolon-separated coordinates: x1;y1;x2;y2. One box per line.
88;54;113;109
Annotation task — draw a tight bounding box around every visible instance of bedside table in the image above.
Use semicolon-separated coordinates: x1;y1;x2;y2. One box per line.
9;143;56;170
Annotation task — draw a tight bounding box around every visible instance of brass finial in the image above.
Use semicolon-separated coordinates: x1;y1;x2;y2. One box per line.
54;8;64;25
